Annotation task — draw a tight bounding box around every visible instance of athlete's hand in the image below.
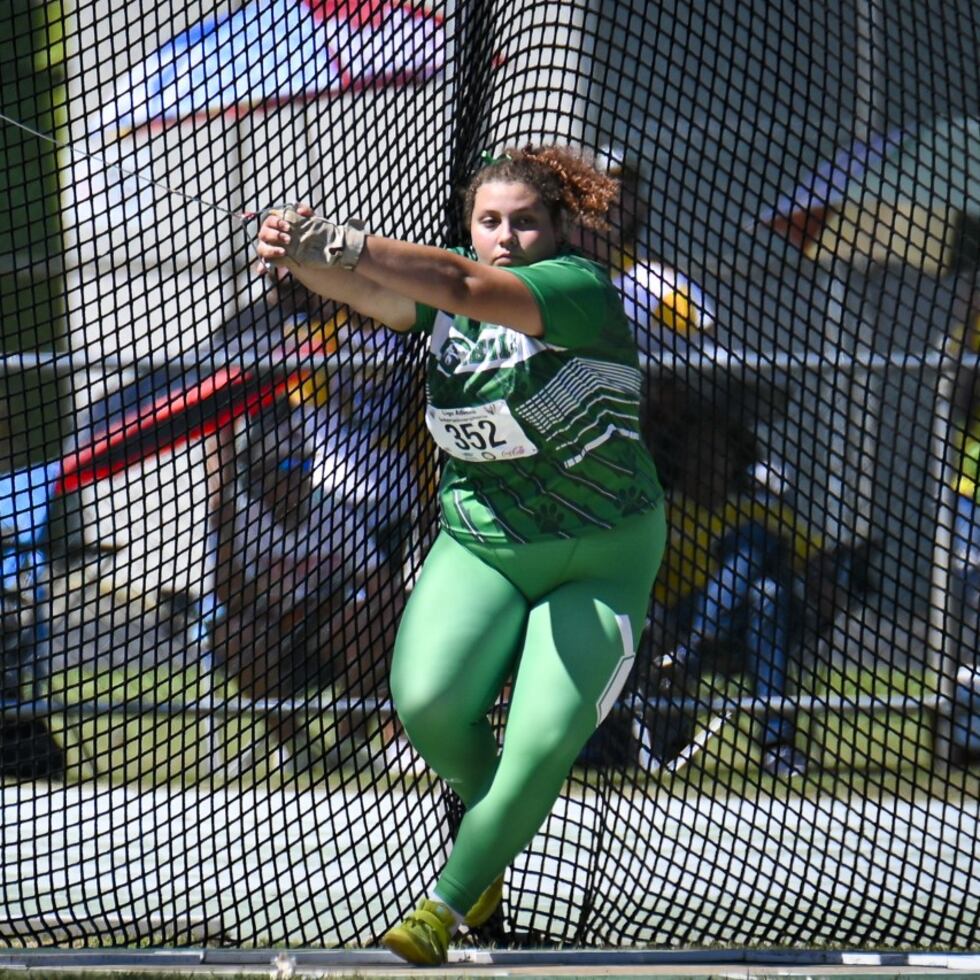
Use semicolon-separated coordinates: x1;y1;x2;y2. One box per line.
256;206;367;271
256;204;315;269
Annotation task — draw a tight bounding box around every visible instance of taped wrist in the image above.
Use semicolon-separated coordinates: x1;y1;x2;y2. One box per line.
280;207;367;270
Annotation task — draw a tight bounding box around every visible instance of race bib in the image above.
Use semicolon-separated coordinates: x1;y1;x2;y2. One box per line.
425;400;538;462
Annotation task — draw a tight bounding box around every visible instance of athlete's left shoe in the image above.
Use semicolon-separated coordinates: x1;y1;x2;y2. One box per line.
382;899;455;965
463;873;505;927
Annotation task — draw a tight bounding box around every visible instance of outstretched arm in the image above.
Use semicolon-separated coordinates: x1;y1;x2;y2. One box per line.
256;206;418;330
257;209;544;337
278;259;419;332
355;237;543;336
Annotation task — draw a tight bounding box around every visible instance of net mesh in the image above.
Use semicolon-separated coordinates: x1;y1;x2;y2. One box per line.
2;0;980;951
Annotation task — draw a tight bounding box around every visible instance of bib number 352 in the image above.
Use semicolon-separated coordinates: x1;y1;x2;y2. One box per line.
426;400;538;462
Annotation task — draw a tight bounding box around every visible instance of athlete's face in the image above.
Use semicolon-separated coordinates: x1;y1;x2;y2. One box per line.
470;181;560;268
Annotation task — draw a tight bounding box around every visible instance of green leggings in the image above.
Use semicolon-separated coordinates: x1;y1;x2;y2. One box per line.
389;506;666;913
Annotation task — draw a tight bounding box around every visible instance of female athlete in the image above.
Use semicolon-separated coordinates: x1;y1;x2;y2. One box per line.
256;144;666;965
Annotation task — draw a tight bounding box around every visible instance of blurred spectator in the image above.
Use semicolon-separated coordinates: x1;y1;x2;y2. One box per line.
0;463;64;778
946;286;980;766
204;271;424;774
574;144;716;357
576;145;873;777
646;400;820;776
639;390;875;777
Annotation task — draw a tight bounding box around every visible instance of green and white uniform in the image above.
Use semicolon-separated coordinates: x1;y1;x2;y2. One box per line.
391;249;666;914
422;249;662;543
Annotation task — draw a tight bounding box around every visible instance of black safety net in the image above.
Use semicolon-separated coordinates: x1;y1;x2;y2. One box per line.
2;0;979;951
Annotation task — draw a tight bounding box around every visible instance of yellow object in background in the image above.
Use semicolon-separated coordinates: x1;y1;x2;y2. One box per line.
614;252;714;337
654;287;692;334
284;312;344;410
654;492;824;606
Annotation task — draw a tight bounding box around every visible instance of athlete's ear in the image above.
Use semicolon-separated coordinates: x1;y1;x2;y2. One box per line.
555;213;571;246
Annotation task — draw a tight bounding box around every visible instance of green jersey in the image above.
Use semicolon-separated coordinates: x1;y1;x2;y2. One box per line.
412;249;662;544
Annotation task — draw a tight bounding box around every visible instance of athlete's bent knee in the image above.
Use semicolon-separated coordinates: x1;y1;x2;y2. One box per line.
390;679;461;744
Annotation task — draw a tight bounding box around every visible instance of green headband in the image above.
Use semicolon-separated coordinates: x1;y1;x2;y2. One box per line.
480;150;513;166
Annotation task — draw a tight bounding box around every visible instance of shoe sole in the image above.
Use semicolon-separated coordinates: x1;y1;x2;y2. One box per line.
383;930;446;966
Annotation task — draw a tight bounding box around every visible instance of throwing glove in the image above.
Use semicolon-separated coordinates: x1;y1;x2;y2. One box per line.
271;207;368;270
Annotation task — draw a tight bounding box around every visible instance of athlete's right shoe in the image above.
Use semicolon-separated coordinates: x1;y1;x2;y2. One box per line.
382;899;455;966
463;873;505;928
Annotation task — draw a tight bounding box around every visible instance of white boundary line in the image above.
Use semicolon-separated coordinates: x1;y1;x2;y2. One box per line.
3;947;980;972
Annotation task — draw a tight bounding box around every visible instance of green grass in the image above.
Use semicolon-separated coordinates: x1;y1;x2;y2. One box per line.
724;681;957;798
563;657;972;801
39;663;437;794
46;665;211;787
24;657;963;797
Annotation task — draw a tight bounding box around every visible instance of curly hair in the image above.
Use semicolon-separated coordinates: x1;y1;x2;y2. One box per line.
462;144;619;238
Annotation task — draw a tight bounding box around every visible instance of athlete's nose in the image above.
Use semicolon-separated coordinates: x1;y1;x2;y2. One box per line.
498;221;518;245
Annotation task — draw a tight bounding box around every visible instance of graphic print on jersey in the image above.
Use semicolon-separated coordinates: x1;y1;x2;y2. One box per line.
432;312;551;378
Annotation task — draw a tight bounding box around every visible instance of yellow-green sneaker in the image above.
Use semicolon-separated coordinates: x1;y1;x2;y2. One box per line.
463;873;505;928
382;899;455;966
